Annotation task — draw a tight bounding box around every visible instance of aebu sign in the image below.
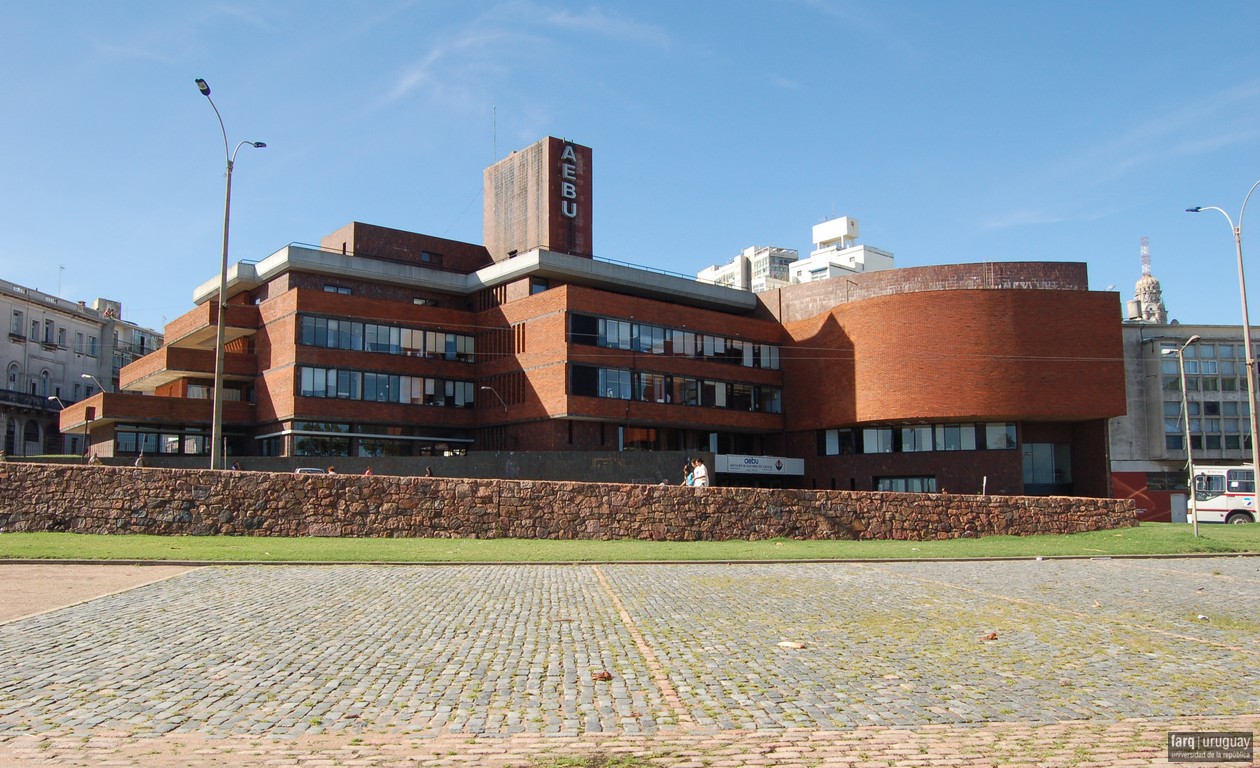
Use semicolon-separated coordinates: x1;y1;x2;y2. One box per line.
559;144;580;219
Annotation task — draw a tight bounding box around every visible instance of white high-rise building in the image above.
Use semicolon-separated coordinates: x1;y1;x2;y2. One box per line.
698;246;798;293
788;216;894;284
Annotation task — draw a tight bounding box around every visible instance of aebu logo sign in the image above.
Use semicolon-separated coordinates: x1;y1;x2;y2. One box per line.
559;144;579;219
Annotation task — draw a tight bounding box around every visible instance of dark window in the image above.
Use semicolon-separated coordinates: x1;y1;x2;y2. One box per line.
569;315;599;346
570;365;599;396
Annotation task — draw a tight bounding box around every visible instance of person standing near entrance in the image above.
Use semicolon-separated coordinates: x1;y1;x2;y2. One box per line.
691;457;709;487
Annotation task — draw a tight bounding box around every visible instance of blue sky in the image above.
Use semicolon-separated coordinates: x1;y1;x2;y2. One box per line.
2;1;1259;333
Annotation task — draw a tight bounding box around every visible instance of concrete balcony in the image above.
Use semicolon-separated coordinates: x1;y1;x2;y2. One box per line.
162;302;260;351
59;392;256;432
120;347;256;392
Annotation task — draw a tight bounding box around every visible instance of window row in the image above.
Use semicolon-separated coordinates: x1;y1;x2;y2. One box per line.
299;366;476;407
1163;399;1252;436
1162;375;1242;393
819;423;1018;456
1165;434;1253;451
1164;418;1247;435
299;315;475;361
569;365;783;414
1161;358;1241;376
876;476;938;493
117;429;208;456
1163;400;1251;418
8;312;98;355
283;421;471;457
1158;342;1258;360
569;314;780;369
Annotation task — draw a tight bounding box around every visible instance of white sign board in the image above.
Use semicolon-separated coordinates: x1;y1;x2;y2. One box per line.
716;454;805;475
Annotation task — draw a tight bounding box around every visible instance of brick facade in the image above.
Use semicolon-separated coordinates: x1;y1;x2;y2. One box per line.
69;136;1126;501
779;288;1124;428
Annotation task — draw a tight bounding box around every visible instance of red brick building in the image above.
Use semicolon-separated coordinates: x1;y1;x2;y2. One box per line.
60;137;1125;495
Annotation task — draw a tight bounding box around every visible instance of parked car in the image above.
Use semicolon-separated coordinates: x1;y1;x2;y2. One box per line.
294;467;328;475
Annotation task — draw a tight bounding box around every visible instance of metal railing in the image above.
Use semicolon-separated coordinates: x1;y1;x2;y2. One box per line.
0;388;63;411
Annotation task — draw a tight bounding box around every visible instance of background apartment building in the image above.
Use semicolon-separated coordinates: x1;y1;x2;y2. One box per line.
2;279;162;457
697;246;799;292
1111;322;1258;520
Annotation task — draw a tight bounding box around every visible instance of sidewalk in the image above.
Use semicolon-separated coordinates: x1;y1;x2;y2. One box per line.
4;716;1258;767
0;559;1256;766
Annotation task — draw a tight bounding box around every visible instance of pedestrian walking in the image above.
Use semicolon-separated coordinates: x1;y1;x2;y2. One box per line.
691;457;709;487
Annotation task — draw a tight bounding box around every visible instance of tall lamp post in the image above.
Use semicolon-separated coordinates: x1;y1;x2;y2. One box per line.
1163;335;1201;537
195;78;265;470
47;396;70;458
80;372;106;393
1188;176;1260;506
480;385;508;412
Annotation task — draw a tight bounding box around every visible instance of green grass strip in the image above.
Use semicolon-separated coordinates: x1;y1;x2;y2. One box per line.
0;523;1256;562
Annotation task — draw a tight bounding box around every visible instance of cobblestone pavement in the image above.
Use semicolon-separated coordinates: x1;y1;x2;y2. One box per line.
0;557;1256;766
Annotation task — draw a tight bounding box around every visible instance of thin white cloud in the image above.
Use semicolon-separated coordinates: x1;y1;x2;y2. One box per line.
794;0;937;64
981;203;1122;232
84;38;176;62
202;4;271;29
383;29;518;103
379;2;670;109
982;78;1260;230
981;209;1069;230
83;4;271;62
1055;78;1260;186
766;73;803;91
537;6;671;48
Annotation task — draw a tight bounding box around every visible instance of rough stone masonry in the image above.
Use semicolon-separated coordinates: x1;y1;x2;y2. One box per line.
0;464;1137;540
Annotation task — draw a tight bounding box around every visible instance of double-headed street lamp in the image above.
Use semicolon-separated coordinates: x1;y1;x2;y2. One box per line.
195;78;265;470
1162;335;1201;537
1188;176;1260;505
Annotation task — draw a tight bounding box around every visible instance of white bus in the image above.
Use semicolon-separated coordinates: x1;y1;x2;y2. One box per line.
1191;464;1259;524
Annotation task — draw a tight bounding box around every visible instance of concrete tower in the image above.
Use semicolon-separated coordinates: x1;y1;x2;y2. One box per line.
483;137;593;263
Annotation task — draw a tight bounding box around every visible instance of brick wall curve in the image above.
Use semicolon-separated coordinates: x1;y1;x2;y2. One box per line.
782;289;1125;428
0;464;1137;542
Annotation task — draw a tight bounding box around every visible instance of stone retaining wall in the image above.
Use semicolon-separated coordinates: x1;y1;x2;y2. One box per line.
0;464;1138;541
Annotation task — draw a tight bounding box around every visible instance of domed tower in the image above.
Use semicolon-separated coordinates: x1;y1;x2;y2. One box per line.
1133;236;1167;324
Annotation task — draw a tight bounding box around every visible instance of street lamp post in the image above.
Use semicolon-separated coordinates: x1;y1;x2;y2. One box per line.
480;385;508;412
47;396;70;458
1188;176;1260;509
195;78;265;470
80;372;105;393
77;374;105;458
1163;335;1201;537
